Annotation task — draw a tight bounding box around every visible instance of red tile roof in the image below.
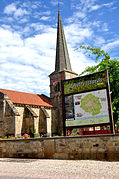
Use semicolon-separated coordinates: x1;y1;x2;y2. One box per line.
0;88;54;107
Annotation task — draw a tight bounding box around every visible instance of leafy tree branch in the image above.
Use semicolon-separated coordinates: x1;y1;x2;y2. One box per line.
78;46;119;124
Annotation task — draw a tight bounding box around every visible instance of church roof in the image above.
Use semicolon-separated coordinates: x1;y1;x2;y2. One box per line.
55;11;72;72
0;88;54;107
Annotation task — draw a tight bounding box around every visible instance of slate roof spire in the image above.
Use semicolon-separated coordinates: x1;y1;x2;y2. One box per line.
55;11;72;72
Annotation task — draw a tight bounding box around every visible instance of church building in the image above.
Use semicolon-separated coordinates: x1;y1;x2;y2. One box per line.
0;11;77;137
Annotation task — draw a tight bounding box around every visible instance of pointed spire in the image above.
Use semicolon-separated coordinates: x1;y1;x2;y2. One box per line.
55;11;72;72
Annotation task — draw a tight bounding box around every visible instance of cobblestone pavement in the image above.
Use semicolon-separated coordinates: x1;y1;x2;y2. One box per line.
0;158;119;179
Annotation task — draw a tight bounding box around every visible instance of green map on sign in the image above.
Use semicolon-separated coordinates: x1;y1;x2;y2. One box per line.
80;94;102;115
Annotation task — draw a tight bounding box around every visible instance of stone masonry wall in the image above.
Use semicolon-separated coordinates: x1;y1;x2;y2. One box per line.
64;71;78;80
0;100;4;137
14;106;53;136
51;108;58;135
15;106;24;135
0;134;119;161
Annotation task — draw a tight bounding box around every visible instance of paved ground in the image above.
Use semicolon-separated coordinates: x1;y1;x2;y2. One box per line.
0;158;119;179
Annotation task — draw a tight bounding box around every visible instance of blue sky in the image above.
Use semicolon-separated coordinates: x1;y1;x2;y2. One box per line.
0;0;119;96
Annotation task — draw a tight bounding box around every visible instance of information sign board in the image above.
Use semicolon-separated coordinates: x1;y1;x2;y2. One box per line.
62;70;113;130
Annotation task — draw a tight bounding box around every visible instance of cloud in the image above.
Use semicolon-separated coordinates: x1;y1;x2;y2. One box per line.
4;3;16;14
71;0;97;11
71;0;115;14
50;0;63;6
94;36;105;46
65;23;93;47
14;8;29;18
89;5;101;11
103;2;114;8
21;1;42;9
0;26;57;95
1;24;13;31
0;27;23;47
69;48;96;74
102;39;119;52
40;16;50;21
4;2;29;19
65;0;116;56
89;2;115;12
40;11;51;16
3;2;51;25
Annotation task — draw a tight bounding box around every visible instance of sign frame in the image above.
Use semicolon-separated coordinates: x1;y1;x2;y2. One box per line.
62;70;115;135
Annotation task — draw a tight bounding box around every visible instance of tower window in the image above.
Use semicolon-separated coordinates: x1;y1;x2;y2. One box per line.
54;82;60;92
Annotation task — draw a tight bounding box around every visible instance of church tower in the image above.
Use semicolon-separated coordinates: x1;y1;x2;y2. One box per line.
49;11;78;134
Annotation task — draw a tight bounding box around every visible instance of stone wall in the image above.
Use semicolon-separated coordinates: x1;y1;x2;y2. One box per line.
51;108;59;135
0;93;6;137
0;134;119;161
64;70;78;80
0;93;16;137
15;106;24;135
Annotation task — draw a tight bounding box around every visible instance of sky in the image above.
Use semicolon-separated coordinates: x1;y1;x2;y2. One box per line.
0;0;119;96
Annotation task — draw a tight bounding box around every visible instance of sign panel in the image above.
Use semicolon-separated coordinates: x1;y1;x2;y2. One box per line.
65;89;110;127
63;70;111;128
64;71;106;95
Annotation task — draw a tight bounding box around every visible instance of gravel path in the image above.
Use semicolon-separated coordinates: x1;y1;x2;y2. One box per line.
0;158;119;179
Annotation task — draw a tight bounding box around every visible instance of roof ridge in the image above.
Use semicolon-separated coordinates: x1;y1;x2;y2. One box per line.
0;88;40;95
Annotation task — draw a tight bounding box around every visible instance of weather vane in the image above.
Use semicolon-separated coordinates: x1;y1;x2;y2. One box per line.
58;0;60;10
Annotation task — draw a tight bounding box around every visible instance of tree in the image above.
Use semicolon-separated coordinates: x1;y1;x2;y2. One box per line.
78;46;119;124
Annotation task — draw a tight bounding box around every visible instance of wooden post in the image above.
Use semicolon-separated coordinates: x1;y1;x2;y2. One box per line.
93;126;95;134
61;80;66;136
105;70;115;134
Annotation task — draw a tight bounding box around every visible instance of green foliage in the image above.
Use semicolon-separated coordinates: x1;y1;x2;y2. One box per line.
29;128;34;137
22;134;30;139
34;129;40;138
0;134;31;140
78;46;119;123
34;133;40;138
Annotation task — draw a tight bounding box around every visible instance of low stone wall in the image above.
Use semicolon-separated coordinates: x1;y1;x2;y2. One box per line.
0;134;119;161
